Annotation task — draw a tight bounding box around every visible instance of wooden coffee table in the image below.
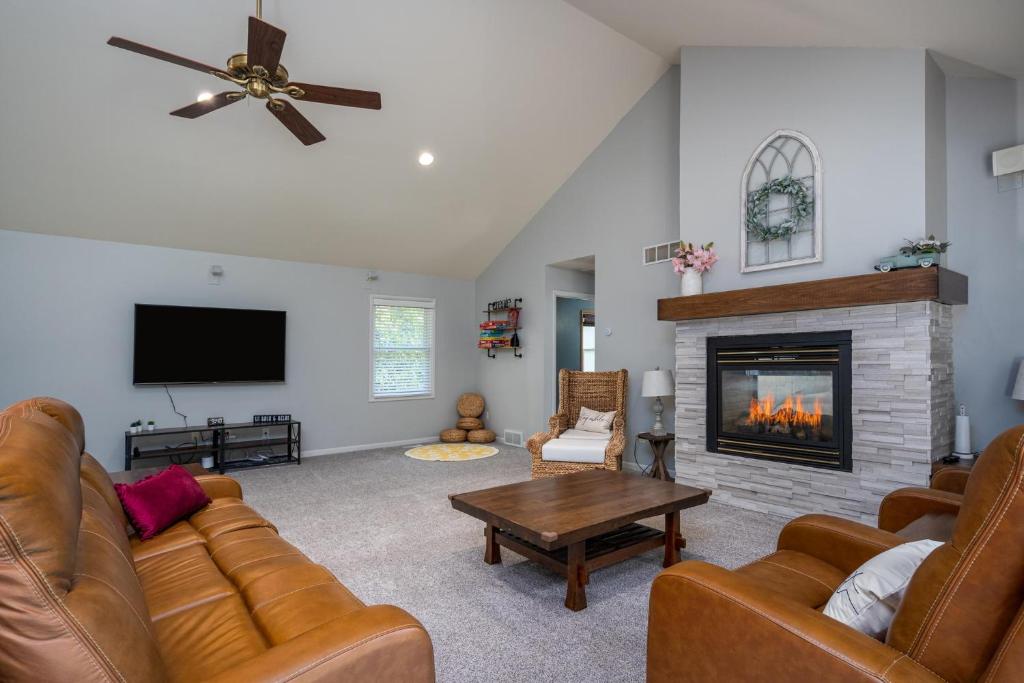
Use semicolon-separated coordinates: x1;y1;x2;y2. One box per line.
449;469;710;611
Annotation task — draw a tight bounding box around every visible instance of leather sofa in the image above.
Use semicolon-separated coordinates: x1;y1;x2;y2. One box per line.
647;426;1024;682
0;397;435;682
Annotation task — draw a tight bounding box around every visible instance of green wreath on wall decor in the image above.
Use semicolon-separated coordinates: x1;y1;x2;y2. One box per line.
745;176;814;242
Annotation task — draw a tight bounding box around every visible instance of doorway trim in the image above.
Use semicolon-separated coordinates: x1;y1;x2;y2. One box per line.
550;290;595;413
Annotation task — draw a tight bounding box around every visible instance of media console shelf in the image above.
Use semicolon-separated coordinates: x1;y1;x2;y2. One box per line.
125;420;301;473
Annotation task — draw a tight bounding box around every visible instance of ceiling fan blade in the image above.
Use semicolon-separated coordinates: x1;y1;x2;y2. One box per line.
248;16;286;75
107;37;220;74
287;83;382;110
170;92;244;119
267;100;325;145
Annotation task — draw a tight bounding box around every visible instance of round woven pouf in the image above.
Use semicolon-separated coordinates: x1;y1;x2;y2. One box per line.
467;429;496;444
457;393;485;418
456;417;484;430
440;428;467;443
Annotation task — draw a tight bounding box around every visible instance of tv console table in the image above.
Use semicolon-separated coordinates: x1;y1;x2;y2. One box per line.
124;420;301;473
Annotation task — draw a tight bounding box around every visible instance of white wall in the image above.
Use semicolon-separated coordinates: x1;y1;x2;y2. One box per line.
678;47;931;291
476;68;680;471
945;76;1024;445
0;230;478;471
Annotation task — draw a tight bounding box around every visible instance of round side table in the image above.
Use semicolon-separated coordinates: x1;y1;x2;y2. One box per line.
638;432;675;482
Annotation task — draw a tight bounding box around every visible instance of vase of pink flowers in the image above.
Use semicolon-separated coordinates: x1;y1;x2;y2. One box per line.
672;241;718;296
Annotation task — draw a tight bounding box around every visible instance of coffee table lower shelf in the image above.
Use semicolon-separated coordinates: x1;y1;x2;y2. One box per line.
485;520;684;611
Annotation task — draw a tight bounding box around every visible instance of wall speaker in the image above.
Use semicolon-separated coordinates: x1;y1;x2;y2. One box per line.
993;144;1024;176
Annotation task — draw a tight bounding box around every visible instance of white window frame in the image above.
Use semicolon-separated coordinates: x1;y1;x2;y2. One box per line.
369;295;437;402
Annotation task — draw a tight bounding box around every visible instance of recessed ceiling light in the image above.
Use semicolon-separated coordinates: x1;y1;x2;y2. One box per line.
196;91;214;103
418;151;435;167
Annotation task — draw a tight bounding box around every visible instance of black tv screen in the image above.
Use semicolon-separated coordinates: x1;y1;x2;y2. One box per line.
133;304;286;384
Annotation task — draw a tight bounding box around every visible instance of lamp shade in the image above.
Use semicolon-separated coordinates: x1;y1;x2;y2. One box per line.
1014;362;1024;401
642;369;674;398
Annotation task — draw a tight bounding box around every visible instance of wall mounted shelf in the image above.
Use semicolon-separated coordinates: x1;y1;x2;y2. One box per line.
480;297;523;358
658;267;967;322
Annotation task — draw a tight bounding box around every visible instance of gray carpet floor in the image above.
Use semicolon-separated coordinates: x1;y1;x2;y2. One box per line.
232;444;785;682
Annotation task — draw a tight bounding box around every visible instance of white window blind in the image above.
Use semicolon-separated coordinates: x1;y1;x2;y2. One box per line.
371;297;436;400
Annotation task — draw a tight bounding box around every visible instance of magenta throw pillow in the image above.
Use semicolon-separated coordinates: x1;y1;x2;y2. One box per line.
114;465;211;540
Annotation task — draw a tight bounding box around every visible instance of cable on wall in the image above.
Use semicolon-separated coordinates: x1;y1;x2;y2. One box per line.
632;437;652;476
164;385;188;427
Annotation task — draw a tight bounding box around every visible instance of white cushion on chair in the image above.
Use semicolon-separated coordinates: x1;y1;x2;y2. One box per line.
559;429;612;441
541;435;610;464
822;539;943;639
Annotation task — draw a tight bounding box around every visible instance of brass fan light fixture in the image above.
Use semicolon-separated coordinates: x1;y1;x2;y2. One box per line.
107;0;381;145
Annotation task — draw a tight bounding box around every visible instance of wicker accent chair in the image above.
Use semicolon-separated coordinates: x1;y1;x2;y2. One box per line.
527;369;628;479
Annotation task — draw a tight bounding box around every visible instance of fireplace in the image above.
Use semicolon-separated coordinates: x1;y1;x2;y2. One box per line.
707;331;852;471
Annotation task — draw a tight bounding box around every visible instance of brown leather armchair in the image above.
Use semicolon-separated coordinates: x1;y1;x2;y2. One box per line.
0;397;435;682
647;426;1024;682
877;465;969;541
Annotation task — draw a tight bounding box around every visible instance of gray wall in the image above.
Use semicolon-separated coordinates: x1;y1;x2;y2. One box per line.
0;230;478;471
676;46;1023;447
925;52;949;242
945;77;1024;446
475;68;681;472
678;47;931;291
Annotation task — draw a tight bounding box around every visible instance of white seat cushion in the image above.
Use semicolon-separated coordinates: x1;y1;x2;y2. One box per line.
559;429;611;441
541;435;609;464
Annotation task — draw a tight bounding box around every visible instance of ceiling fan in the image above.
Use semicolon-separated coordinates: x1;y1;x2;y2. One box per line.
107;0;381;145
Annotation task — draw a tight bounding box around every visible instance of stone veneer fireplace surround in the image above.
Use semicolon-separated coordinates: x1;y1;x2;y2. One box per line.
658;269;967;523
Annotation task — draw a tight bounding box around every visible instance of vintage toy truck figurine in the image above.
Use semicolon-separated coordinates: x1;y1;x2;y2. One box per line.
875;235;950;272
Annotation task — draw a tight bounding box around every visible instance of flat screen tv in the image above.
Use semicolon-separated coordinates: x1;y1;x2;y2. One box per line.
133;304;286;385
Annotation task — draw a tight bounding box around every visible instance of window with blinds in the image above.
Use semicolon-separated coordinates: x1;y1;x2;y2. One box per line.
370;297;436;400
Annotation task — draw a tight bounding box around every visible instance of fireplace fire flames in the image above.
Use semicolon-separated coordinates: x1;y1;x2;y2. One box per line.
744;394;823;438
708;332;850;469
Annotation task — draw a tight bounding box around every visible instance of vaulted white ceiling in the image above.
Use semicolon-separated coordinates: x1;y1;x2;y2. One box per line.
567;0;1024;78
0;1;666;279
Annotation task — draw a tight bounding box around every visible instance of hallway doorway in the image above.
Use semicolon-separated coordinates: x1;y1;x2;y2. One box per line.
548;257;594;411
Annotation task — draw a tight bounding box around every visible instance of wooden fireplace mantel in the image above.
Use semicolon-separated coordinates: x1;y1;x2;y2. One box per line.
658;267;967;322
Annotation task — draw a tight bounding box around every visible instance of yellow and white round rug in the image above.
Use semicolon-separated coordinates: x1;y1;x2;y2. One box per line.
404;443;499;462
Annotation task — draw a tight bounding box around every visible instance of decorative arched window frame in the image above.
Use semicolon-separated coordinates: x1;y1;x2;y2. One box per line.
740;129;823;273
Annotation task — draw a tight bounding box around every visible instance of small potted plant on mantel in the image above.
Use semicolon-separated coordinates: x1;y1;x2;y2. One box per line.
672;241;719;296
129;419;142;434
146;420;156;432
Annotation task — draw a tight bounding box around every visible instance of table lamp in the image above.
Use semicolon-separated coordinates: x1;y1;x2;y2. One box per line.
1014;362;1024;401
642;369;674;435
